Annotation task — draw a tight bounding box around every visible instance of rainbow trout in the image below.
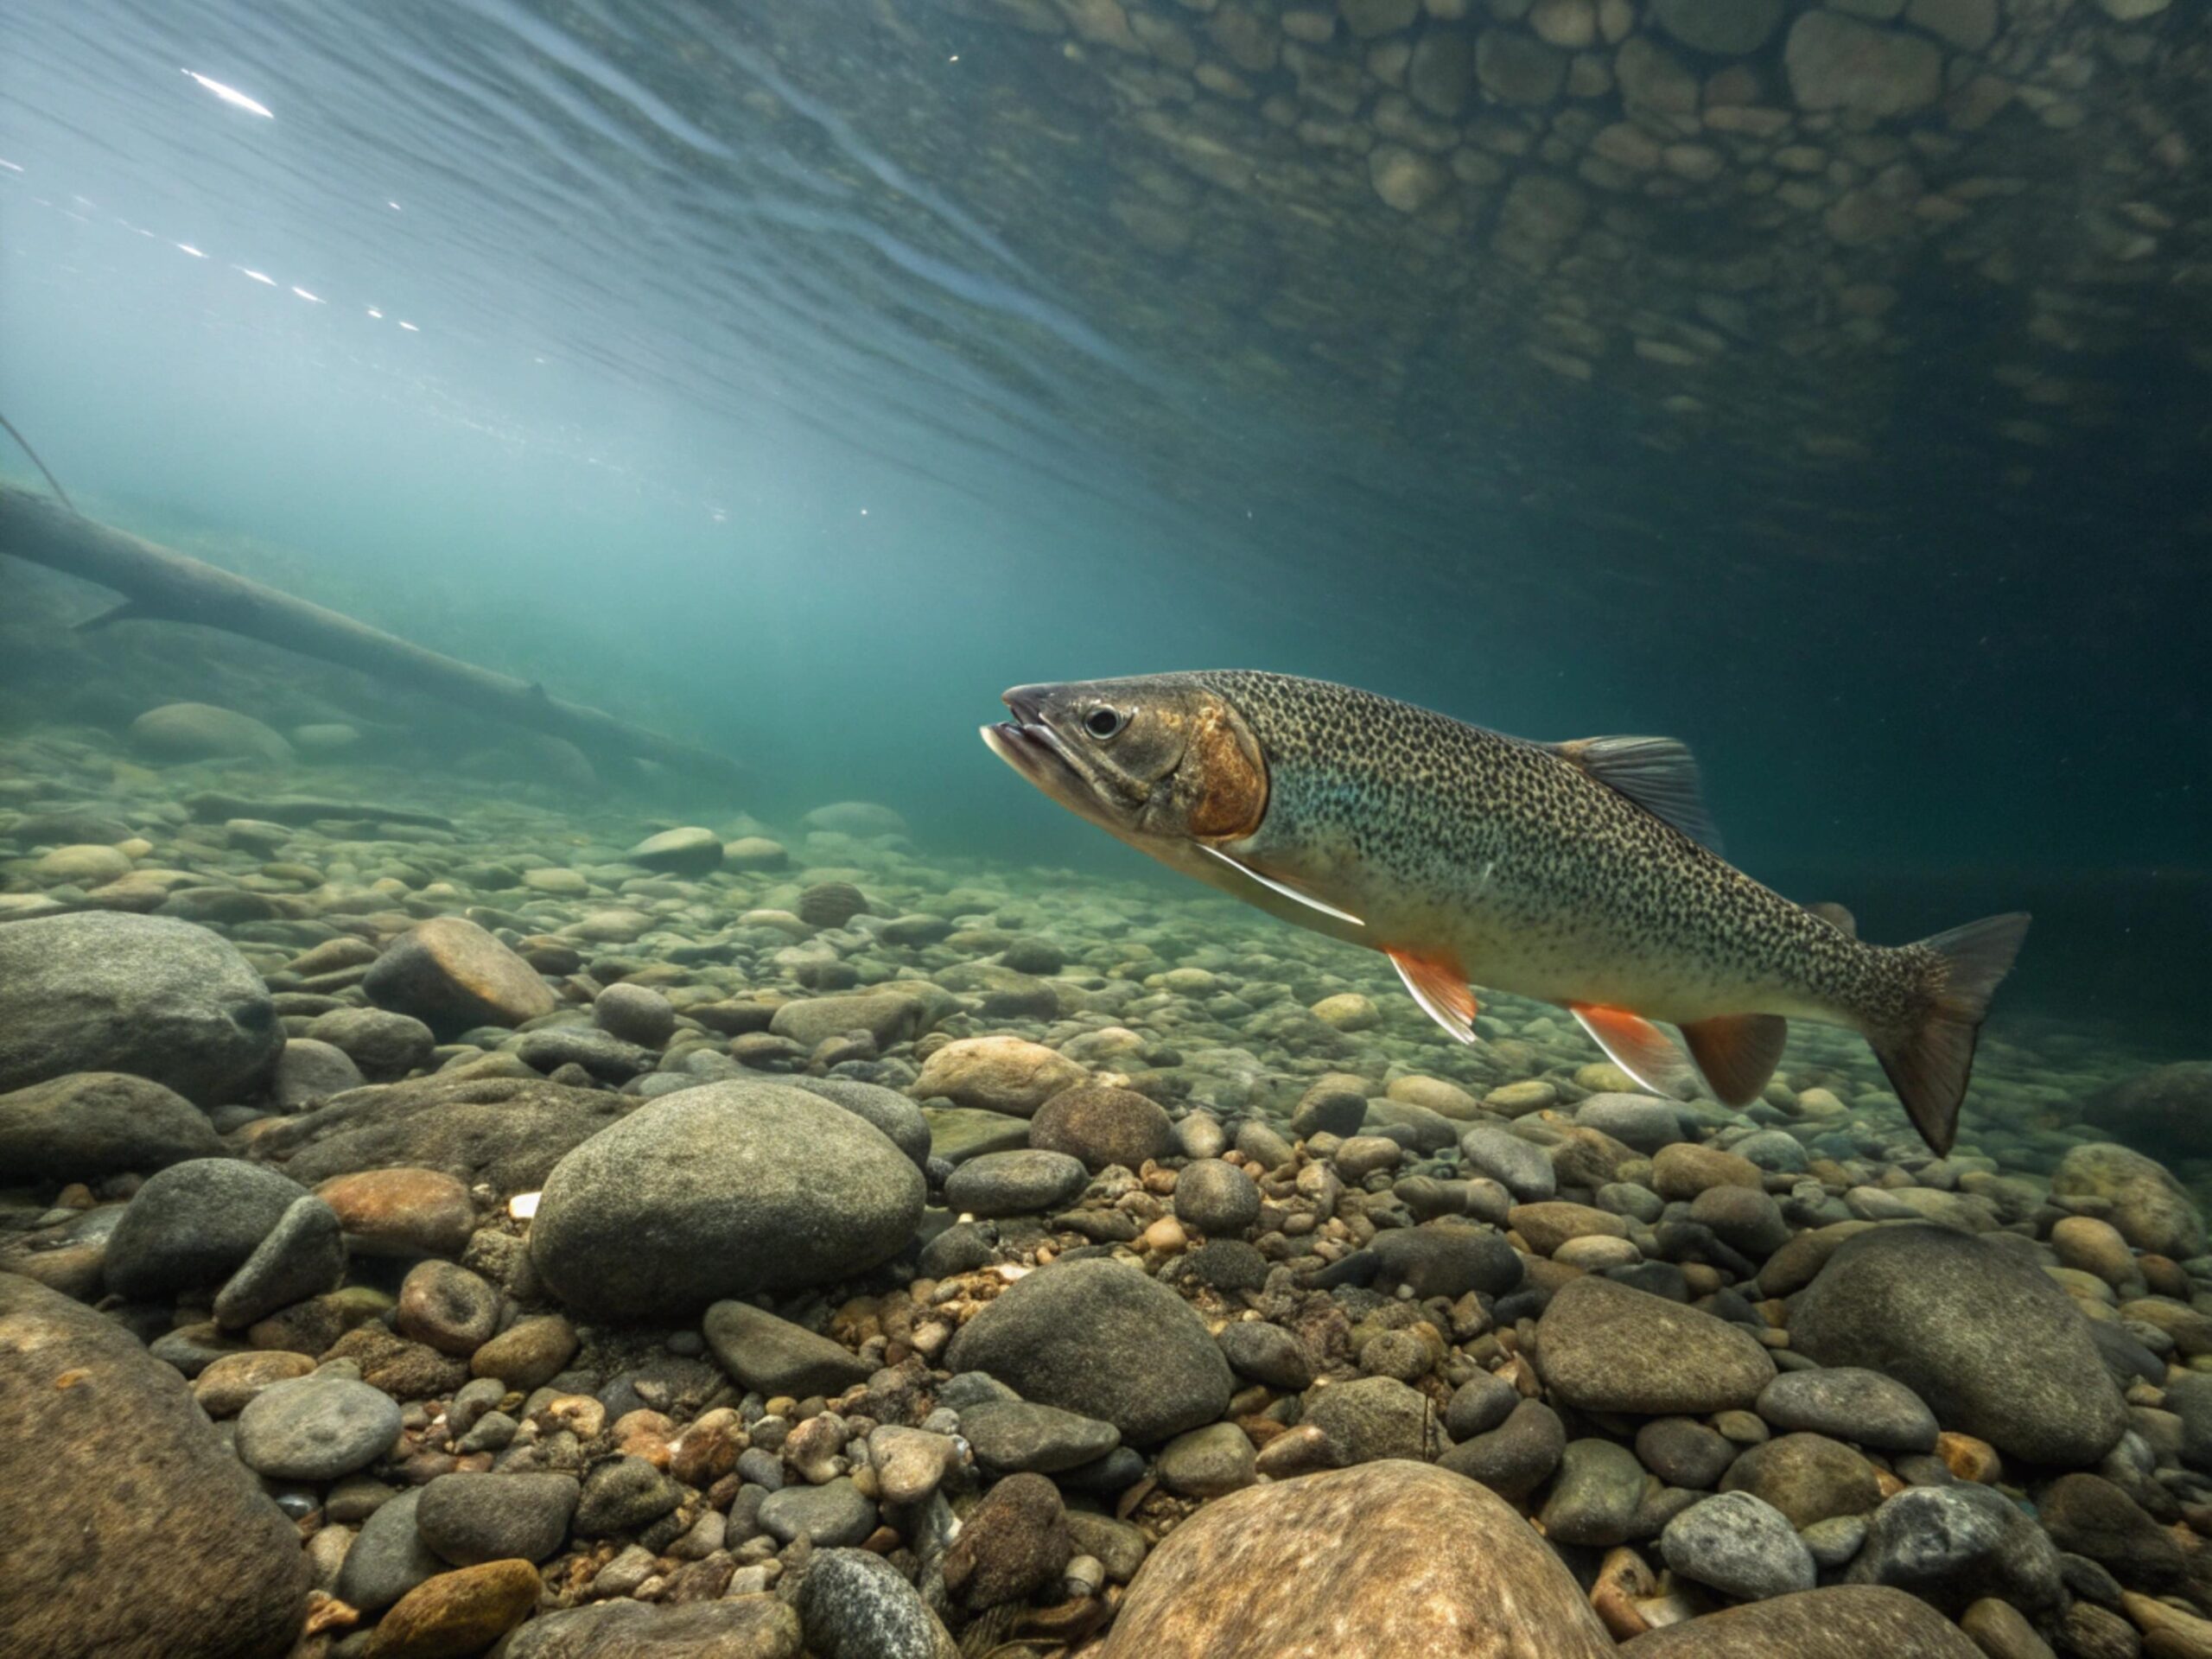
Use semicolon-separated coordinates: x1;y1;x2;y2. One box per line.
982;671;2028;1154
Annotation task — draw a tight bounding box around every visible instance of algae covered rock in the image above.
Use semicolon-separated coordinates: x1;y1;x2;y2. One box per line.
0;1274;308;1659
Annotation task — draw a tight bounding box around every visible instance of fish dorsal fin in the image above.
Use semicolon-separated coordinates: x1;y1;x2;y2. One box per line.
1387;946;1479;1046
1807;901;1857;938
1552;735;1720;852
1569;1002;1700;1099
1680;1013;1789;1107
1197;843;1364;927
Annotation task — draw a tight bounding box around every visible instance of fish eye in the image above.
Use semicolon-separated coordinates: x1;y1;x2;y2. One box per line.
1084;704;1128;741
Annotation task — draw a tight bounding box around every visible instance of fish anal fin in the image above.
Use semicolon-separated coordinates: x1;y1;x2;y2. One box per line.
1807;901;1858;938
1570;1001;1699;1099
1387;946;1479;1045
1680;1013;1789;1107
1553;735;1720;852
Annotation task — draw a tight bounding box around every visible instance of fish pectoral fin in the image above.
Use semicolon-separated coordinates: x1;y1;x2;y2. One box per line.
1197;843;1364;927
1680;1013;1789;1107
1551;734;1721;852
1806;900;1858;938
1569;1002;1700;1099
1387;947;1480;1045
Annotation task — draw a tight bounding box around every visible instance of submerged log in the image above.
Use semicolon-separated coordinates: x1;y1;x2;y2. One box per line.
0;484;739;783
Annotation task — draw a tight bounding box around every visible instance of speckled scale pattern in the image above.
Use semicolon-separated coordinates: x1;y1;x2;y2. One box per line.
1187;670;1935;1035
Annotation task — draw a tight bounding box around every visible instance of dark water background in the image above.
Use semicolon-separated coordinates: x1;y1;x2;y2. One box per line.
3;0;2204;1045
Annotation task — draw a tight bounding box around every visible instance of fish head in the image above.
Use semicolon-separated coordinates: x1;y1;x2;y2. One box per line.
982;677;1268;846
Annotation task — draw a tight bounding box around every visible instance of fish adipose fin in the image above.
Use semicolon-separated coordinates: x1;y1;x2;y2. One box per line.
1807;901;1857;937
1681;1013;1789;1107
1872;912;2032;1157
1552;735;1721;852
1388;948;1479;1045
1570;1002;1700;1098
1197;844;1363;926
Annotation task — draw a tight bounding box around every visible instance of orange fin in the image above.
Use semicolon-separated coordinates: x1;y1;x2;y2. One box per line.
1570;1002;1698;1098
1680;1014;1789;1106
1387;948;1479;1045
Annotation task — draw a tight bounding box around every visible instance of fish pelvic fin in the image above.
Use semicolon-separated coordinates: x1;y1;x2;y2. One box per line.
1387;947;1479;1044
1569;1002;1699;1099
1871;912;2032;1156
1197;843;1364;927
1681;1013;1789;1107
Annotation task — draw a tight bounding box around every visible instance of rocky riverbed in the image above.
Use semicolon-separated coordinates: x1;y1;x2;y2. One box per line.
4;709;2212;1659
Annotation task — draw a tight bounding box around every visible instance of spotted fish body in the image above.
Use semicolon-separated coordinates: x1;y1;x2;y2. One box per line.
983;670;2031;1154
1203;671;1904;1030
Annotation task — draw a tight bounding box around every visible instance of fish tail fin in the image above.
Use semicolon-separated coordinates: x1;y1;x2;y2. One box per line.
1869;912;2031;1155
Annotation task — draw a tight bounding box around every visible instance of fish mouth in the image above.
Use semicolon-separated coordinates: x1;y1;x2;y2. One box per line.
982;689;1118;821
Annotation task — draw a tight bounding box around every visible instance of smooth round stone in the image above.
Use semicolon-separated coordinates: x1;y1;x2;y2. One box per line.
1217;1321;1313;1392
1445;1371;1520;1440
943;1150;1089;1217
573;1455;681;1535
361;916;558;1039
470;1314;577;1390
368;1559;539;1657
626;827;721;874
1575;1093;1691;1153
1029;1084;1174;1173
1719;1433;1883;1529
1535;1275;1777;1415
234;1374;403;1481
868;1427;957;1504
303;1007;435;1083
592;982;676;1048
394;1261;499;1357
315;1167;476;1258
1729;1129;1810;1173
910;1035;1084;1116
1842;1483;2064;1616
959;1399;1122;1476
1755;1367;1939;1453
1157;1423;1258;1498
1636;1417;1736;1489
789;1076;931;1170
415;1471;579;1565
1174;1160;1262;1236
270;1039;365;1109
1541;1438;1651;1548
192;1350;317;1418
1457;1124;1556;1201
1290;1078;1370;1139
1661;1491;1816;1601
1510;1200;1627;1255
1333;1136;1404;1180
1438;1399;1566;1502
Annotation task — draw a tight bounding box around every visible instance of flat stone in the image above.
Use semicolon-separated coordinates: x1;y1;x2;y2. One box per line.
1158;1422;1258;1497
758;1477;877;1548
772;993;927;1052
1458;1125;1556;1200
258;1075;625;1196
626;826;721;874
1029;1084;1174;1173
1541;1438;1651;1547
235;1373;403;1480
315;1167;477;1257
910;1035;1084;1116
960;1398;1122;1475
704;1300;873;1398
471;1314;577;1390
0;1274;308;1659
365;1559;539;1659
1783;11;1943;118
1719;1433;1883;1529
943;1149;1089;1217
1756;1367;1939;1453
335;1488;445;1614
1096;1460;1613;1658
1535;1274;1777;1414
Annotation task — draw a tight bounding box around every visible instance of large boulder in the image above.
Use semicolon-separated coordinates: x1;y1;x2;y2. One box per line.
1535;1274;1777;1414
943;1258;1233;1444
530;1082;925;1321
1618;1586;1981;1657
2084;1063;2212;1160
0;912;283;1104
129;701;292;764
0;1072;224;1181
1789;1224;2129;1466
0;1274;308;1658
1098;1461;1613;1658
2051;1141;2206;1259
363;917;558;1039
250;1075;626;1194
